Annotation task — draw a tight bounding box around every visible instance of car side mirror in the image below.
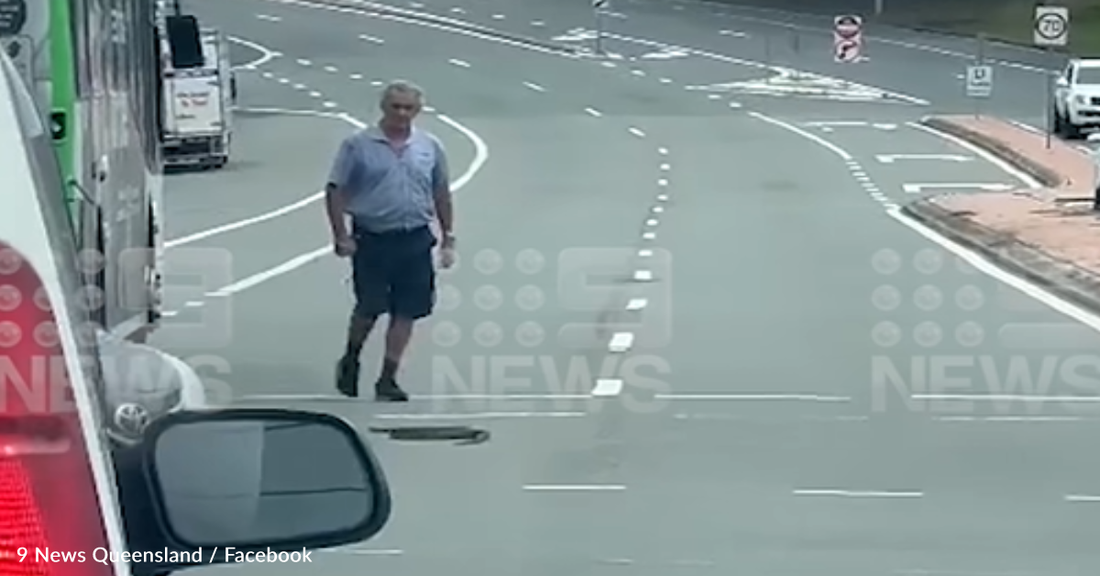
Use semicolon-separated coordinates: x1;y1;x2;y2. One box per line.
1056;76;1069;87
136;408;391;569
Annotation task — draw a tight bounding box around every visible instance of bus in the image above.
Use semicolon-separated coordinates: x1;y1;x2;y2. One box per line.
1;0;166;343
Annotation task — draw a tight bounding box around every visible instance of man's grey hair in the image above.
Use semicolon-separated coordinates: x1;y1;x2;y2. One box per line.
380;80;426;105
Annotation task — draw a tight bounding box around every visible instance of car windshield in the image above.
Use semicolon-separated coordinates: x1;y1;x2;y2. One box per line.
1076;66;1100;85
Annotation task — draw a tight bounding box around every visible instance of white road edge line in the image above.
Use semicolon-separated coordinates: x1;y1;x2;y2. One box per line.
656;394;850;401
753;107;1100;346
793;489;922;498
887;205;1100;335
523;485;627;491
195;111;489;297
747;111;852;160
165;108;362;248
227;36;279;70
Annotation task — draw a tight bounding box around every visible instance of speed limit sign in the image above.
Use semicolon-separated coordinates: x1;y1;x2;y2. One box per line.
1034;5;1069;47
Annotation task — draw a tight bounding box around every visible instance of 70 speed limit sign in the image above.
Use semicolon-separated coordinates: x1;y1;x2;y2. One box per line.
1034;5;1069;47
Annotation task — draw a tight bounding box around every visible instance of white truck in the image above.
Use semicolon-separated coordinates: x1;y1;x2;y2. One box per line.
160;27;234;169
1053;58;1100;140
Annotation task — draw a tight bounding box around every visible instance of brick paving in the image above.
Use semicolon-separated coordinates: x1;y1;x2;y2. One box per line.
922;115;1100;272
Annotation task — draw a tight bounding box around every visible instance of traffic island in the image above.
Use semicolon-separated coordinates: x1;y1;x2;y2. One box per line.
901;115;1100;313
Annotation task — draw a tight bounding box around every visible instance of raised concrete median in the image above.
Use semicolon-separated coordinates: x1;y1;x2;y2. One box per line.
902;114;1100;313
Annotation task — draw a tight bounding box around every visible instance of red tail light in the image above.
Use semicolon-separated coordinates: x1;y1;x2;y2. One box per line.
0;242;115;576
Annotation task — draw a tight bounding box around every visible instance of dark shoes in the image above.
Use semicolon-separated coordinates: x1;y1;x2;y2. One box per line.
335;356;408;402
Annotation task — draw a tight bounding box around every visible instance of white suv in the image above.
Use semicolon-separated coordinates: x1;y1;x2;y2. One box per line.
1054;58;1100;139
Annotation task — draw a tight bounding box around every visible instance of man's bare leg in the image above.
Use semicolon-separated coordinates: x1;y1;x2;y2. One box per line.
376;316;413;401
336;313;377;397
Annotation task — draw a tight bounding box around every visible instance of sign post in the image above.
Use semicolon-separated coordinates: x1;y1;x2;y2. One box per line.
592;0;607;55
965;64;993;109
1034;5;1069;149
833;14;863;63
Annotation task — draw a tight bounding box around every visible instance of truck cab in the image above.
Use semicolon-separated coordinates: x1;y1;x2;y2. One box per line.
1054;58;1100;139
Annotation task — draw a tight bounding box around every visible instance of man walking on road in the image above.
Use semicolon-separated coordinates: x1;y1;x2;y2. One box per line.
325;80;455;401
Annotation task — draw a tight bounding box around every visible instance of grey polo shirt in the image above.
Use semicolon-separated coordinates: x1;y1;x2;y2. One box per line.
327;125;449;233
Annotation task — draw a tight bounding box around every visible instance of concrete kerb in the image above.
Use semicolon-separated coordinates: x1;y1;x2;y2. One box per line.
901;117;1100;315
919;116;1064;188
314;0;581;55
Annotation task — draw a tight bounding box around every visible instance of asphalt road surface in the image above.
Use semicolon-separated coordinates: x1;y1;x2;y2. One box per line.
157;0;1100;574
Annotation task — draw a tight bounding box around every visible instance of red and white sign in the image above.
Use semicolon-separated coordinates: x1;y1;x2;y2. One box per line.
833;14;863;63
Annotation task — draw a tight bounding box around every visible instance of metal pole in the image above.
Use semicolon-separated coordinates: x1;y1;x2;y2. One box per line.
874;0;883;17
975;34;985;118
1046;46;1053;149
594;8;603;55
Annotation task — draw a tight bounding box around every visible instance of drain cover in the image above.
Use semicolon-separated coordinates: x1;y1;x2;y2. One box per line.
369;425;490;445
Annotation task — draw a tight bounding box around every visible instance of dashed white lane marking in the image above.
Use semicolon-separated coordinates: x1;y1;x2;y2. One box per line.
608;332;635;352
793;489;923;498
645;218;658;226
634;270;654;281
491;13;505;19
261;71;275;78
256;13;282;21
293;83;306;89
348;74;362;80
657;178;668;186
659;77;673;84
631;69;646;76
629;127;646;137
448;58;471;67
278;78;290;84
658;147;668;155
1066;494;1100;502
358;34;385;43
323;101;338;108
523;485;627;491
531;20;544;26
296;58;312;66
450;7;465;13
523;81;546;92
626;298;648;310
308;91;322;98
642;232;656;240
584;107;603;117
323;65;338;72
591;378;624;397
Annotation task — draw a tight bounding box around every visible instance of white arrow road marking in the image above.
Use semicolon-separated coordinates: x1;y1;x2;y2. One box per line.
902;183;1014;194
803;121;897;130
876;154;973;163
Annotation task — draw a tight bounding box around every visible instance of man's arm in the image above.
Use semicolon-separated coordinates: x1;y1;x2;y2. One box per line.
431;140;454;245
326;138;355;242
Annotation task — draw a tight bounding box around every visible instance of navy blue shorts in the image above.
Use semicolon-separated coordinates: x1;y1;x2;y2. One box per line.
351;225;436;320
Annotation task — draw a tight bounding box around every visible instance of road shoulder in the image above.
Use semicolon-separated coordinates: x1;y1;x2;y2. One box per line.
902;114;1100;313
